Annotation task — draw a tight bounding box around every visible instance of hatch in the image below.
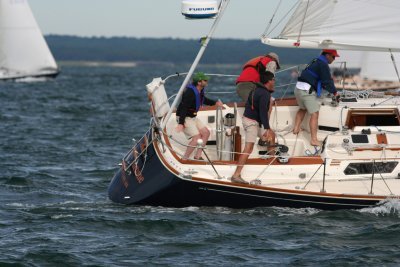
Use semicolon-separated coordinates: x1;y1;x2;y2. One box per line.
345;108;400;129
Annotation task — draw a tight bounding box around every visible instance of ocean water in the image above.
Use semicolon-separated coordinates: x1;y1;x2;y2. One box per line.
1;64;400;266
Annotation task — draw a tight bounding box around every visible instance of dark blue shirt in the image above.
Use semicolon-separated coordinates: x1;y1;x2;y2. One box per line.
176;85;216;125
243;83;271;129
298;55;337;94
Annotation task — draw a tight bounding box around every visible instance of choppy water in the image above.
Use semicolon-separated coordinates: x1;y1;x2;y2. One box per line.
1;64;400;266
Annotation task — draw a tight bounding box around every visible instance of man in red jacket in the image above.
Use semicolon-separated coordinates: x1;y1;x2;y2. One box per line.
236;52;280;101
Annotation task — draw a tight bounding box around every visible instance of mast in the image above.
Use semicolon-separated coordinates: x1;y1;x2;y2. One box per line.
160;0;230;129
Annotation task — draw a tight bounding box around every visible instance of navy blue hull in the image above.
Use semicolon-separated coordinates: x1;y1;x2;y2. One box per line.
108;130;381;210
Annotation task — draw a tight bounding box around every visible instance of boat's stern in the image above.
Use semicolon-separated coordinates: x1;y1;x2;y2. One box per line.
107;129;177;205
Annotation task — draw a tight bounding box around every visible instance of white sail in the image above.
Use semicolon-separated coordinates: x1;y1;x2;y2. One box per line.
335;51;400;81
262;0;400;52
0;0;59;80
358;52;400;82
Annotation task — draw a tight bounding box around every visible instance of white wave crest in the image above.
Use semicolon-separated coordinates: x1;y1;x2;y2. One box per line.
15;77;50;83
359;198;400;216
51;214;73;219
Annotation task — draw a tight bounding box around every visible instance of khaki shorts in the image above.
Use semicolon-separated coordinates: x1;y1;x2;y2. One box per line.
294;88;320;114
236;82;257;102
242;116;264;143
177;116;206;139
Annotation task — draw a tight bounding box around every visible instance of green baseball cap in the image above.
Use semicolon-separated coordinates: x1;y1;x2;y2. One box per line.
192;72;210;83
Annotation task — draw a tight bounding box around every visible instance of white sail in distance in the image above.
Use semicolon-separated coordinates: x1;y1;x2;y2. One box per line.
262;0;400;52
333;50;400;81
0;0;59;80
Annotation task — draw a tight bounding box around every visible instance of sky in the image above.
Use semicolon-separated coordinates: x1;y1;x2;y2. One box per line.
29;0;296;39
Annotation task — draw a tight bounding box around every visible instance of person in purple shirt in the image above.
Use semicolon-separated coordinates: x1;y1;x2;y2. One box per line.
231;72;276;184
176;72;223;160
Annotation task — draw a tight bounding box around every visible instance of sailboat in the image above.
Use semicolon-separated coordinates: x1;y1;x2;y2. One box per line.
0;0;59;80
108;0;400;210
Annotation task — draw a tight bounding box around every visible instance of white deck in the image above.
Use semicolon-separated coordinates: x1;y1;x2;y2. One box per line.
155;95;400;198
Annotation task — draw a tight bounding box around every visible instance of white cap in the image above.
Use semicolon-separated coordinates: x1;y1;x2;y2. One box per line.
267;52;280;69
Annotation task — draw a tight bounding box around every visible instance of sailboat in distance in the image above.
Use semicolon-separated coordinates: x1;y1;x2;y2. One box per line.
333;51;400;91
0;0;59;80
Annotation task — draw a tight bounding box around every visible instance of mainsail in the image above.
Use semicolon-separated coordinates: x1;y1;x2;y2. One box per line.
262;0;400;52
0;0;59;80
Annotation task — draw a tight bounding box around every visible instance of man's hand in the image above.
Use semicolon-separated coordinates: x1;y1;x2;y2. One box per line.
262;129;276;143
176;124;184;133
332;93;340;103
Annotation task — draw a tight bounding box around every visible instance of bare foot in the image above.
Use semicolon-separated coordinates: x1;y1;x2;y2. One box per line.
310;141;321;147
293;127;301;135
231;176;249;184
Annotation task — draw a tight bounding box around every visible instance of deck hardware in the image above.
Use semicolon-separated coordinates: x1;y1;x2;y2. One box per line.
276;144;289;164
361;128;371;134
369;160;375;195
330;96;339;107
321;158;327;193
184;169;198;175
250;179;261;185
302;162;324;190
342;138;354;155
299;173;306;179
179;173;192;180
198;139;222;179
216;106;224;160
342;126;349;135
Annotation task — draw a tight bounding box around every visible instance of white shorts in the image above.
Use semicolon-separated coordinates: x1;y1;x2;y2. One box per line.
242;116;264;143
177;116;206;139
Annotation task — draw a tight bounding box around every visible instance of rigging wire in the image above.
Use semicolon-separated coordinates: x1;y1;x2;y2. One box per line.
262;0;299;37
295;0;310;46
389;48;400;83
261;0;282;38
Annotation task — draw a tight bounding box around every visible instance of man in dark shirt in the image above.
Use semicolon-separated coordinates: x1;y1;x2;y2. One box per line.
176;72;223;160
231;72;276;184
293;49;339;148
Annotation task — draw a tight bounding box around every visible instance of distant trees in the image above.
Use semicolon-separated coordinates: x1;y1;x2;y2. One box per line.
46;35;318;65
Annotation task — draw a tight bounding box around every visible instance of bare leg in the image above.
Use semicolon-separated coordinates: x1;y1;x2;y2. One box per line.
194;127;210;159
232;142;254;178
309;111;320;146
183;134;201;159
293;109;306;134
